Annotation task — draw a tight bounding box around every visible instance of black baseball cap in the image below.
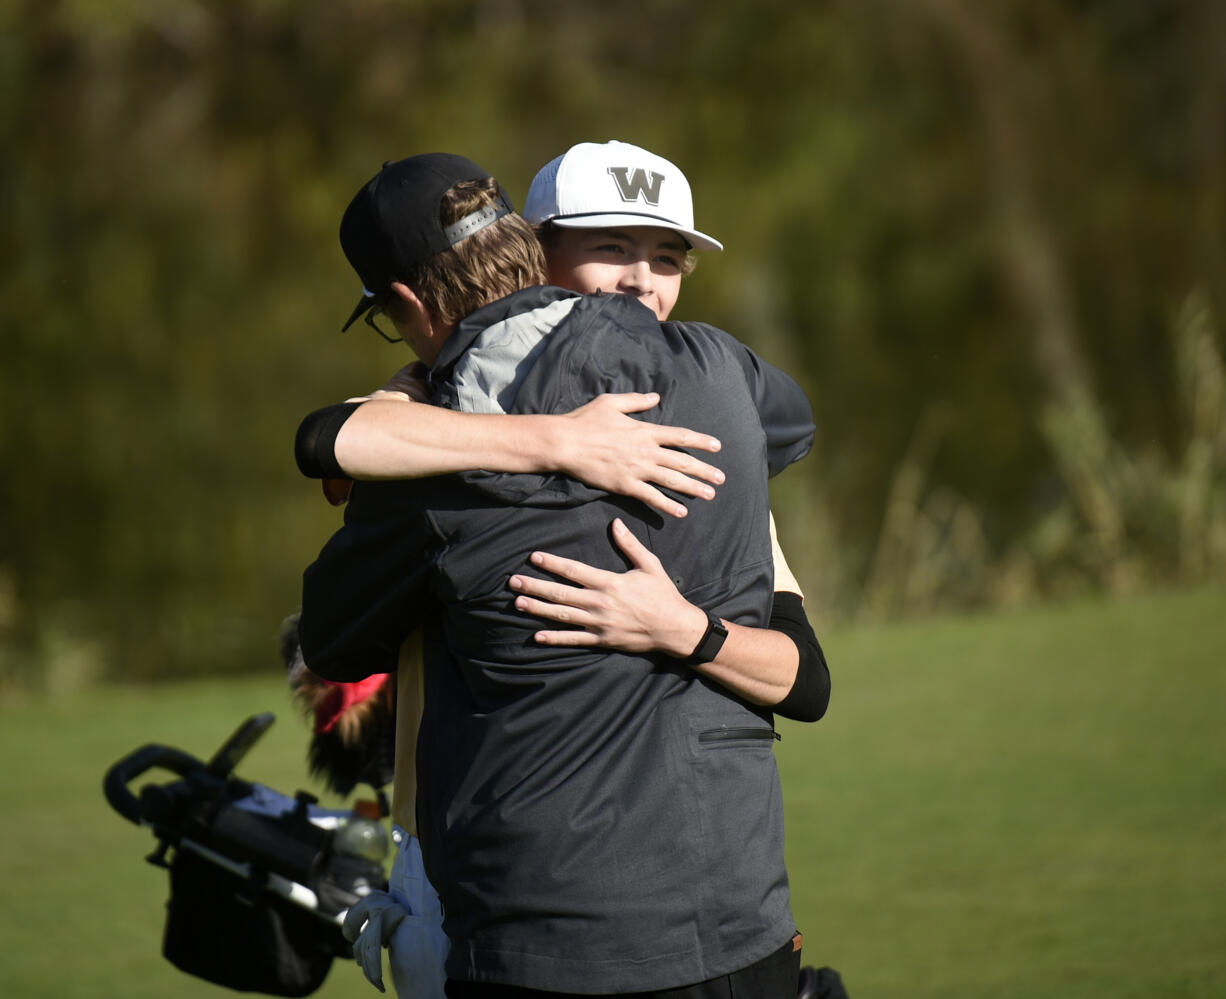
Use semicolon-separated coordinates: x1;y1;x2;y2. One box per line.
339;153;514;332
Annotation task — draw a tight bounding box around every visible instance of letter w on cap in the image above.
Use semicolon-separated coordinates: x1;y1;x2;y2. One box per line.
607;167;664;206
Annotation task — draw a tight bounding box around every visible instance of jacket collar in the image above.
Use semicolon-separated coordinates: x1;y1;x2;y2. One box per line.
428;285;581;389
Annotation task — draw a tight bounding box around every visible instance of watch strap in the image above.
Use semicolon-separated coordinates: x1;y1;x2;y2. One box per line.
687;612;728;664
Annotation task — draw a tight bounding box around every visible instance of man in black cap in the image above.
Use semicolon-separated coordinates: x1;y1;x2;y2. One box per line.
300;154;825;998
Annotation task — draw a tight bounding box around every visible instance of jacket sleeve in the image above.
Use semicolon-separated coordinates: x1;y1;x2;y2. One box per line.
678;323;815;477
299;482;437;681
729;339;815;477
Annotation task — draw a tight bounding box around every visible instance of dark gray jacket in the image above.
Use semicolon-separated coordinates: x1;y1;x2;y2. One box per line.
301;287;815;992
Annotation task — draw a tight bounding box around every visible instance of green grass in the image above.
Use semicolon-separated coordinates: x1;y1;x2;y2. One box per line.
780;584;1226;998
1;585;1224;998
0;678;361;999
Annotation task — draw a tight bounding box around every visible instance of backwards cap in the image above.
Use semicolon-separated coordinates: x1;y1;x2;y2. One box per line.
523;140;722;252
339;153;513;331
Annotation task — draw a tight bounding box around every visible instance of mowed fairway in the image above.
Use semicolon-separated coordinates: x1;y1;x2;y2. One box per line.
780;584;1226;998
1;584;1223;998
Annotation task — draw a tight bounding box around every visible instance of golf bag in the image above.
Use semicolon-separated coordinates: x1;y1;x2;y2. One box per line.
103;712;388;996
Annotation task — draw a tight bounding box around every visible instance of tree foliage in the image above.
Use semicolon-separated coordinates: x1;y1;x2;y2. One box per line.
2;0;1223;689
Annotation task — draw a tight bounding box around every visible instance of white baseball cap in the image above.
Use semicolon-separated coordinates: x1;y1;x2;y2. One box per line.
524;140;723;252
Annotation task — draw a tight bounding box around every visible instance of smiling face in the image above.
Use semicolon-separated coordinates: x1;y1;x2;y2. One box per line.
543;225;689;321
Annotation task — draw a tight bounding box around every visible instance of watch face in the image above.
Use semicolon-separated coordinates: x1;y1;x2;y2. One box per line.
692;614;728;664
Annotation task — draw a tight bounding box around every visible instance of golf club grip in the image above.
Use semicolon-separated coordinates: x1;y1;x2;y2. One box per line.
103;744;204;824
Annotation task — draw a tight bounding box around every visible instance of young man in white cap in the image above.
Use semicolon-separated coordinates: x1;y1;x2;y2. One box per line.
526;138;722;323
505;141;814;667
299;152;827;997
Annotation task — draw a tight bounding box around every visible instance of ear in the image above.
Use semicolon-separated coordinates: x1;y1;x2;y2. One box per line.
388;281;453;365
389;281;431;326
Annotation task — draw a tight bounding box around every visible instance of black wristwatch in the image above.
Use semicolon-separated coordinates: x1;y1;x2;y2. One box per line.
686;612;728;665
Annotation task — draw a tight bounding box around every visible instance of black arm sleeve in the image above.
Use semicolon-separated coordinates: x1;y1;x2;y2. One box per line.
769;591;830;723
295;402;363;479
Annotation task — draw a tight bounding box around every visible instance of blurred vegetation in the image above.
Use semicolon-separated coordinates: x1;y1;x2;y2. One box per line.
2;0;1224;691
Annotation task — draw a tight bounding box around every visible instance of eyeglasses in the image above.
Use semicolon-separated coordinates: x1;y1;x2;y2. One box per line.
364;302;402;344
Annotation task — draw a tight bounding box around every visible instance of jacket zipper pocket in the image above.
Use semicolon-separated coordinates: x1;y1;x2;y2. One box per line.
698;727;781;745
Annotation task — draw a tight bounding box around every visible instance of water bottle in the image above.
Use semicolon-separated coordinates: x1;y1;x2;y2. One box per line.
334;798;390;864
